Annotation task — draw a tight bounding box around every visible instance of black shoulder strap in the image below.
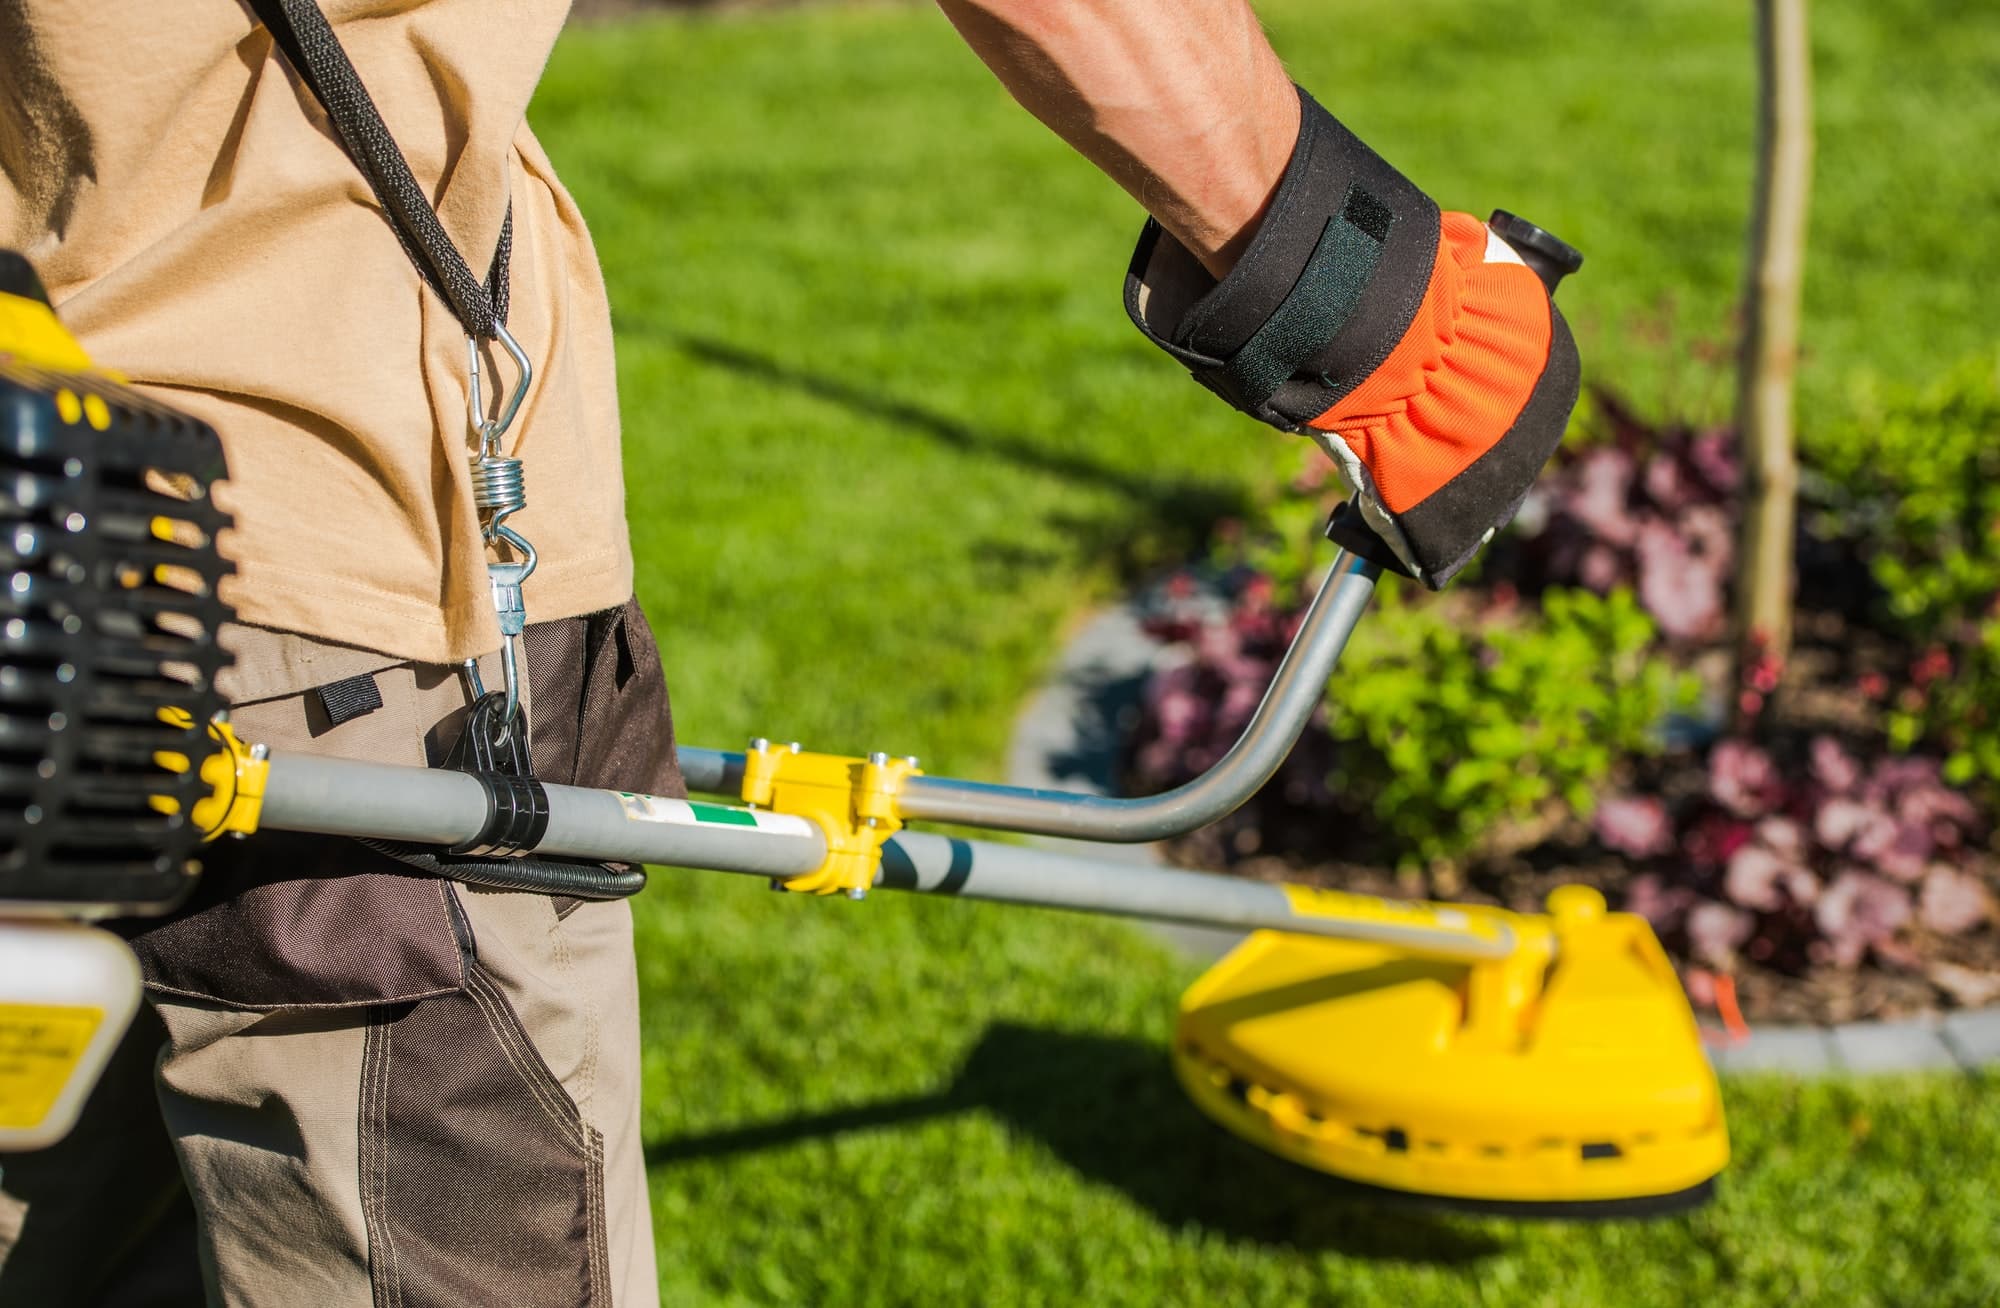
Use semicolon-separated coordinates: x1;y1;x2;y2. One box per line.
246;0;510;339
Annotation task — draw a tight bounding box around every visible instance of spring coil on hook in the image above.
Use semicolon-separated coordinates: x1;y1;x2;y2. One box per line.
463;325;538;735
466;325;534;540
470;448;527;538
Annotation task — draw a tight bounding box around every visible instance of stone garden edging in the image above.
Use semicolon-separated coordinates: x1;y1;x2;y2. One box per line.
1005;601;2000;1077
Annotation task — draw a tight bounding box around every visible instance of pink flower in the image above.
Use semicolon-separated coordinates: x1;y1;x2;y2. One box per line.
1709;739;1779;817
1579;543;1624;594
1569;448;1641;546
1687;900;1755;968
1852;818;1935;883
1725;842;1818;911
1624;873;1695;930
1687;432;1741;493
1814;796;1880;851
1919;867;1994;936
1815;872;1913;969
1636;520;1727;642
1594;795;1675;859
1810;735;1862;795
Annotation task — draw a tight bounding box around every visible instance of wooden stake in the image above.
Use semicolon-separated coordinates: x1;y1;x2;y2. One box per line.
1734;0;1814;689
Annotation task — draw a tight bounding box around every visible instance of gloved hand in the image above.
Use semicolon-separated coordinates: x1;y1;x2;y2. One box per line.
1125;87;1580;588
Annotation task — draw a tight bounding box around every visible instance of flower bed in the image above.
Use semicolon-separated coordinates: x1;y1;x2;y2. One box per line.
1124;356;2000;1025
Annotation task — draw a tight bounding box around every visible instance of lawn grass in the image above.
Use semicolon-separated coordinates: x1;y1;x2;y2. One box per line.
531;3;2000;1302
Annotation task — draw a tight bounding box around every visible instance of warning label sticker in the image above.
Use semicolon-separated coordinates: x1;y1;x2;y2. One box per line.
0;1004;102;1130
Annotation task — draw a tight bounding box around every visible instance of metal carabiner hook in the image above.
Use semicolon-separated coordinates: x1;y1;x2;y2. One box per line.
464;322;534;444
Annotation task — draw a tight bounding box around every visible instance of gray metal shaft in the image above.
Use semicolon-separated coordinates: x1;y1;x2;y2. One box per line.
258;755;1509;959
877;832;1513;959
261;753;827;878
679;551;1381;841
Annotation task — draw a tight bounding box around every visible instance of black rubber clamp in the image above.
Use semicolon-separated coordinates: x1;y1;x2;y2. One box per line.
440;689;548;857
450;770;552;859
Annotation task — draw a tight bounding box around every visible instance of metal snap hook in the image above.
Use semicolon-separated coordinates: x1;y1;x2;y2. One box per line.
464;322;534;444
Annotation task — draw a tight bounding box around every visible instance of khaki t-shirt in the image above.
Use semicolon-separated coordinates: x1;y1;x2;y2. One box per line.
0;0;633;666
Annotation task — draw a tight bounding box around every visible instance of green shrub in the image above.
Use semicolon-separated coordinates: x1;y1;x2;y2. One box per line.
1329;586;1692;867
1890;622;2000;790
1814;351;2000;790
1814;351;2000;630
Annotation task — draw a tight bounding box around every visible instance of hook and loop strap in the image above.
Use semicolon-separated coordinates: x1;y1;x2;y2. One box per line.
247;0;510;339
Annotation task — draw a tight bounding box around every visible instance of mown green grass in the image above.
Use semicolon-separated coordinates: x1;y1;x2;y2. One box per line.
532;3;2000;1302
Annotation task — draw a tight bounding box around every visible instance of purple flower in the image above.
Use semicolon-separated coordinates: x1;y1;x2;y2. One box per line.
1687;431;1741;494
1815;872;1913;969
1709;739;1779;817
1810;735;1862;795
1636;520;1726;642
1852;816;1935;883
1725;841;1818;911
1624;873;1695;930
1814;796;1881;851
1919;867;1994;936
1687;900;1755;968
1594;795;1675;859
1569;448;1641;547
1894;780;1980;835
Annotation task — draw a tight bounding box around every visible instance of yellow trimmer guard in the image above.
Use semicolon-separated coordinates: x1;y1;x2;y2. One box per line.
1174;887;1728;1213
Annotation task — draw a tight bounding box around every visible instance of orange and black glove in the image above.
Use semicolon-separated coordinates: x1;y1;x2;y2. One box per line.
1125;87;1581;588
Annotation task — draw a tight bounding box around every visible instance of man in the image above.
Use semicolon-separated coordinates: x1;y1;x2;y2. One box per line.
0;1;1573;1302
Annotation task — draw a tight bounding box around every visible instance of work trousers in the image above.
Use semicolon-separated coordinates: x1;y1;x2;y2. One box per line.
0;598;681;1307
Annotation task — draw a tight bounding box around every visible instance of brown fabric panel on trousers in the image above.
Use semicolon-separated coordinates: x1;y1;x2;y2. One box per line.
360;961;612;1307
523;596;685;918
124;599;682;1004
522;607;588;782
521;596;684;797
127;834;468;1009
576;598;685;799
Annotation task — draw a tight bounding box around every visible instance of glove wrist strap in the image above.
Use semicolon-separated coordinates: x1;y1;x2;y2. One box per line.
1123;85;1440;431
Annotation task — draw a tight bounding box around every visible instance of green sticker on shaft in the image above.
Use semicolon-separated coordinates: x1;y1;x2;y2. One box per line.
687;801;759;827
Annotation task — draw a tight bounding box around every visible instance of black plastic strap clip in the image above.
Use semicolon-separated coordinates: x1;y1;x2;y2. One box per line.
441;690;549;857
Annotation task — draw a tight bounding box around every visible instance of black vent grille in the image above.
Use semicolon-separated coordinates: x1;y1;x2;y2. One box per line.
1;359;233;915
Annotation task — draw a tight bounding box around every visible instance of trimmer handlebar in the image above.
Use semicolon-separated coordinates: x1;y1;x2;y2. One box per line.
681;550;1383;843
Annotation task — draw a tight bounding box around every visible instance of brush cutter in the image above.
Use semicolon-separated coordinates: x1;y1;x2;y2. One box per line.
0;243;1726;1215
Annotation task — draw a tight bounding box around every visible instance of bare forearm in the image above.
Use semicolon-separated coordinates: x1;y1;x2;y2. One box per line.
937;0;1299;277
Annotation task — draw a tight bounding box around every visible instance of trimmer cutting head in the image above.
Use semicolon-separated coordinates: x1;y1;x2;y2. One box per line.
1174;886;1727;1214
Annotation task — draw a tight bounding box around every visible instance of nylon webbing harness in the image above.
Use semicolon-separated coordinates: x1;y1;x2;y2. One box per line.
251;0;544;744
246;0;510;339
238;1;636;899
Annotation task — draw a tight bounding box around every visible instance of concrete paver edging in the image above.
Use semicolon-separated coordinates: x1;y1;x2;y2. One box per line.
1006;601;2000;1077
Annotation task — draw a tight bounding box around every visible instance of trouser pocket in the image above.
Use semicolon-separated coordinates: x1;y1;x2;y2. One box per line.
126;595;684;1008
357;960;615;1308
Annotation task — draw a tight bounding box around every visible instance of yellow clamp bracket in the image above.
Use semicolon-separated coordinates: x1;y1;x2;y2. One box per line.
739;741;922;896
154;708;270;841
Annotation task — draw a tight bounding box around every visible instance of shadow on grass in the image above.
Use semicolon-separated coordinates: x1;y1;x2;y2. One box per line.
670;333;1248;579
645;1022;1500;1263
